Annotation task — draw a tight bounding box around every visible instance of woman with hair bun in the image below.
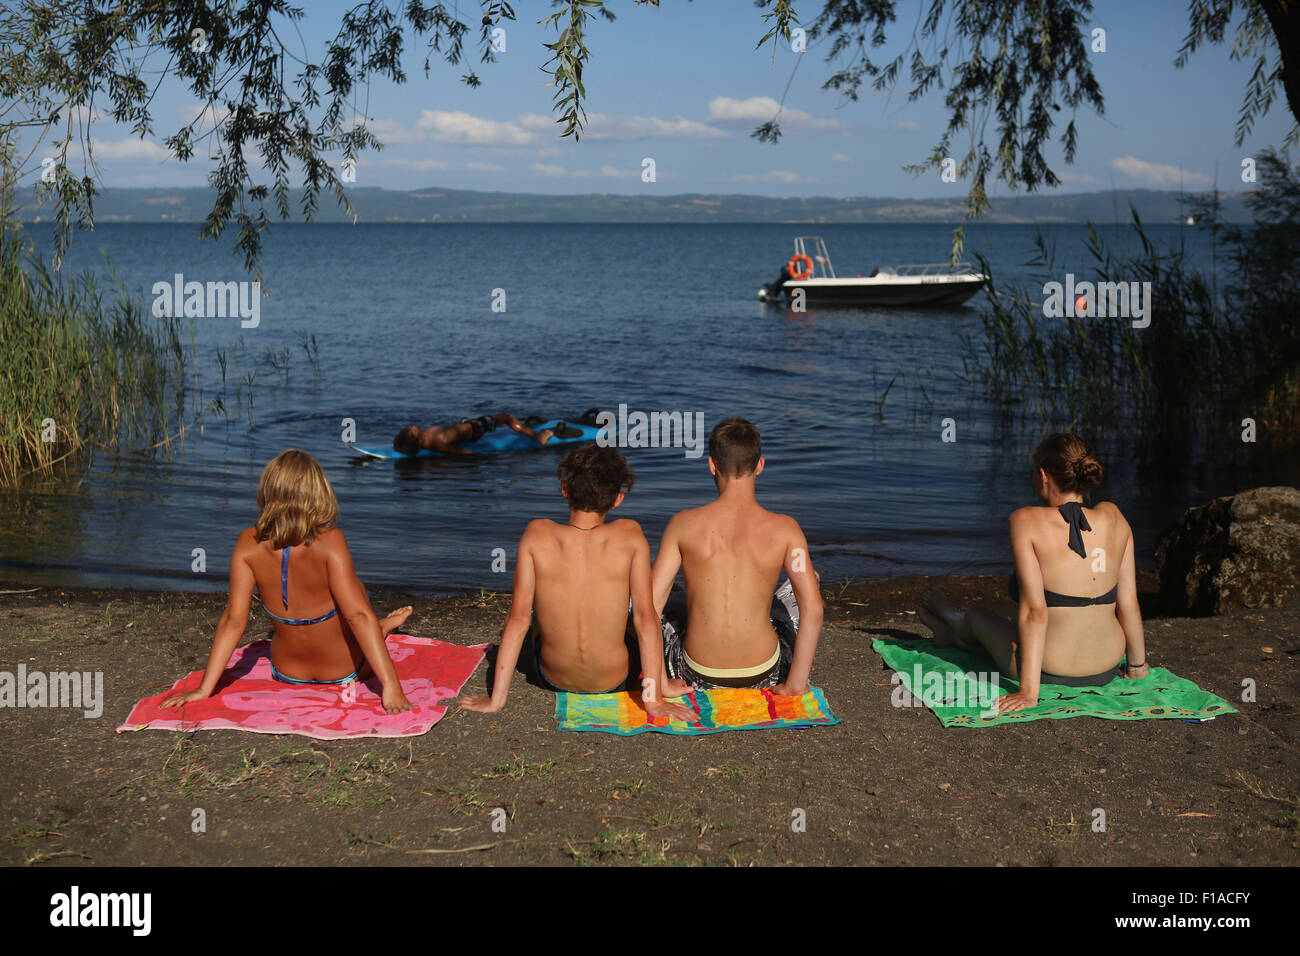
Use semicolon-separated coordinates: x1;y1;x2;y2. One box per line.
918;433;1149;711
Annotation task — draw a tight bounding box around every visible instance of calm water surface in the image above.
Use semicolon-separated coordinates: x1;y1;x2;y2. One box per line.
0;221;1265;594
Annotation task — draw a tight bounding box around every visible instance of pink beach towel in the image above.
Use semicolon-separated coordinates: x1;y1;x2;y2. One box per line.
116;634;487;740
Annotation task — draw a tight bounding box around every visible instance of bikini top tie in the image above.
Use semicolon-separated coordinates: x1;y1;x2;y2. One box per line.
1059;501;1090;559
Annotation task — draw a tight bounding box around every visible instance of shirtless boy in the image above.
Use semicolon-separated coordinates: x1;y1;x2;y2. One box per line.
393;413;554;456
460;444;698;722
651;416;824;694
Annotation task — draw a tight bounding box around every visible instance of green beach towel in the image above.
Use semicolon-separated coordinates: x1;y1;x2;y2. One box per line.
872;638;1236;727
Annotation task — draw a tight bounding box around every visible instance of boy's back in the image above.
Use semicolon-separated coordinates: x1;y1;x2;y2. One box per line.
523;517;645;692
460;443;697;723
670;498;800;668
652;416;824;694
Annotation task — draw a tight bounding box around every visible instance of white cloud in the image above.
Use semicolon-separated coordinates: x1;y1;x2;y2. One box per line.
66;105;101;125
87;138;171;162
709;96;785;122
293;108;733;151
532;163;568;177
358;117;424;145
1111;155;1211;187
831;153;852;163
466;161;506;173
600;164;626;178
890;120;921;132
416;110;536;146
708;96;847;132
584;112;726;141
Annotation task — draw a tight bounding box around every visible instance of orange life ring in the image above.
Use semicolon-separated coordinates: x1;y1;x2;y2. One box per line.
787;254;814;280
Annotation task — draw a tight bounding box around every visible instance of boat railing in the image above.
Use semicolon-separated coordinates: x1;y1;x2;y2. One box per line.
792;236;836;279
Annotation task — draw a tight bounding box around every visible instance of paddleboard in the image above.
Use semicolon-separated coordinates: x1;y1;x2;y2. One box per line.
350;419;603;459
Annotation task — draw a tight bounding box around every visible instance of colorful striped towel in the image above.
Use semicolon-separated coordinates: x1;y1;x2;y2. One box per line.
872;637;1237;727
556;686;841;735
117;634;487;740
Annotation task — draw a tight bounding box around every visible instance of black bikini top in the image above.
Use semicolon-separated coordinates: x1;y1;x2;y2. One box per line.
1007;502;1117;607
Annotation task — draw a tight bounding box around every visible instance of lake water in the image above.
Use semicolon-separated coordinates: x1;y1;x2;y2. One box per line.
0;220;1271;594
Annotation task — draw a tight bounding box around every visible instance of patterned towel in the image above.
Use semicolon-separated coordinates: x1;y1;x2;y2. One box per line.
556;686;841;735
117;634;487;739
872;638;1237;727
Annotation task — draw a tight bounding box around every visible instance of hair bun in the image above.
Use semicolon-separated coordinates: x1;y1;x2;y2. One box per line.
1073;454;1104;489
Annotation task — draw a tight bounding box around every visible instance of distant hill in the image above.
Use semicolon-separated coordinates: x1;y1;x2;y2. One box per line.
19;184;1250;224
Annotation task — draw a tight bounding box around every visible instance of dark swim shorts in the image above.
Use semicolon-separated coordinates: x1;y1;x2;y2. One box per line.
460;414;499;441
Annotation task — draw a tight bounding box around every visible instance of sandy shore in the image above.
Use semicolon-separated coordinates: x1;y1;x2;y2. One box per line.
0;571;1295;866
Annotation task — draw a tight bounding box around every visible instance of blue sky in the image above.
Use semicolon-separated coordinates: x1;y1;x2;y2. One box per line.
46;0;1298;197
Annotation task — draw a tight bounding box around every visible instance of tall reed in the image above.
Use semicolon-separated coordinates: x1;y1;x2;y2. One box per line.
965;148;1300;456
0;230;185;483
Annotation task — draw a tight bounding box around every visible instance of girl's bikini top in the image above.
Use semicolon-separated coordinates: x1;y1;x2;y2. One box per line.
1009;502;1118;607
259;546;340;626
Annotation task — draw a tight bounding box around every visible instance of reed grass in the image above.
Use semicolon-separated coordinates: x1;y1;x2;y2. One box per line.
965;149;1300;455
0;230;185;483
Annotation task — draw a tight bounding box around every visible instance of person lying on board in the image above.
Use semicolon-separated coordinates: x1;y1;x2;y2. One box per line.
651;416;824;696
393;413;555;456
460;444;698;722
916;432;1150;712
160;449;414;714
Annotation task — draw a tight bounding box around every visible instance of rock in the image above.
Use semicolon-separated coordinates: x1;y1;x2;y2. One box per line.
1156;486;1300;615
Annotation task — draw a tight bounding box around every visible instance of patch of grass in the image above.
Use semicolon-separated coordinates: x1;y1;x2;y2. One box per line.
1235;770;1299;807
474;754;558;781
561;828;690;867
347;826;399;850
117;816;149;836
642;809;684;829
24;848;91;866
449;783;485;815
698;819;739;836
611;778;647;798
4;815;78;866
316;751;406;809
563;827;668;866
148;739;410;809
1043;813;1080;842
4;815;68;843
1236;771;1300;852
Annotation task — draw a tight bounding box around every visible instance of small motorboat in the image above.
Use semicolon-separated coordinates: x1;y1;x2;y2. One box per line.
758;236;987;308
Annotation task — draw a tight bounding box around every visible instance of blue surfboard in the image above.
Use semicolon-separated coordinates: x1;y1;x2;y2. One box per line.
349;419;603;459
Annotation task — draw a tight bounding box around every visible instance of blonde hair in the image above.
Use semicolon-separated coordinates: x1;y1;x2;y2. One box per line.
254;450;339;549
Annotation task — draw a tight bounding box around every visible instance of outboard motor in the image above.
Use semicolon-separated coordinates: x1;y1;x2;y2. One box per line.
763;263;793;300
